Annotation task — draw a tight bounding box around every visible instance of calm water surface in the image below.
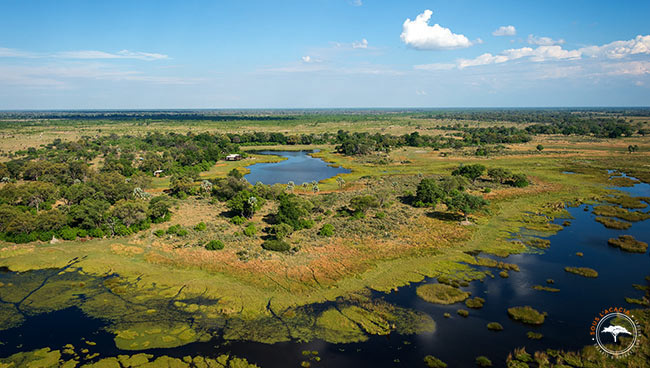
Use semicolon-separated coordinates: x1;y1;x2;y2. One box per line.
244;151;350;185
0;178;648;367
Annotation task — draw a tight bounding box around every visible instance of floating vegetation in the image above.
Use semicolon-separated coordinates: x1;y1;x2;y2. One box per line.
532;285;560;292
465;297;485;309
592;205;650;222
112;322;210;350
443;312;451;318
468;257;520;272
526;238;550;249
507;309;649;368
604;194;648;209
526;331;543;340
608;235;648;253
423;355;447;368
564;266;598;278
546;279;554;284
487;322;503;331
507;306;546;325
0;348;260;367
594;216;632;229
457;309;469;317
575;252;583;257
625;297;650;306
499;270;509;278
475;356;493;367
416;283;470;305
608;176;639;187
436;275;470;288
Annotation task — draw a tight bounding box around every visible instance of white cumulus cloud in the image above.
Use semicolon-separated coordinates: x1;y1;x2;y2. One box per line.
580;35;650;59
400;10;472;50
301;56;312;63
457;45;580;69
527;34;565;46
416;35;650;71
492;25;516;37
352;38;369;49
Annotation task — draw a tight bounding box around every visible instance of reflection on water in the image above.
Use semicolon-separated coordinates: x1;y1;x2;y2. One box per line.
244;151;350;185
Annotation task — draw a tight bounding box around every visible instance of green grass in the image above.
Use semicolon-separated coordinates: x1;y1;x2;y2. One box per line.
594;216;631;229
592;205;650;222
608;235;648;253
507;306;546;325
532;285;560;292
416;283;470;305
564;266;598;278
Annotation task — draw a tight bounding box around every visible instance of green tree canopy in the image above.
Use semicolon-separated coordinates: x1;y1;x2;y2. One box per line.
452;164;486;182
415;178;445;207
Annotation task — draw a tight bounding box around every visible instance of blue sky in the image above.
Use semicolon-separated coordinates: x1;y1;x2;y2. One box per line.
0;0;648;109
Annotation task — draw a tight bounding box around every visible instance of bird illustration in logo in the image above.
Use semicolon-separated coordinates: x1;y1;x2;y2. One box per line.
601;325;632;343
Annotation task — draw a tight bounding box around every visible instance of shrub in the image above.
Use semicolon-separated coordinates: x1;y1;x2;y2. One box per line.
262;239;291;252
318;223;334;237
509;173;530;188
153;229;165;237
298;218;314;229
349;195;379;213
243;224;257;237
60;227;78;241
205;240;224;250
194;222;207;231
415;178;444;207
176;228;188;237
77;229;88;238
375;211;386;219
276;194;313;230
38;231;54;242
271;223;293;239
89;228;105;238
114;224;131;236
452;164;485;181
166;224;181;235
230;216;245;225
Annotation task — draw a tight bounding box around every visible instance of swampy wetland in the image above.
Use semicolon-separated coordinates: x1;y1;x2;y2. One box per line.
0;110;649;367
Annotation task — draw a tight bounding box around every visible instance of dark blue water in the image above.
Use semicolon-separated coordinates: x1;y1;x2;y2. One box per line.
244;151;350;185
0;180;648;367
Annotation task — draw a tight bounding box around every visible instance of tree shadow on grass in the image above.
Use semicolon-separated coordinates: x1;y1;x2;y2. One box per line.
426;211;464;222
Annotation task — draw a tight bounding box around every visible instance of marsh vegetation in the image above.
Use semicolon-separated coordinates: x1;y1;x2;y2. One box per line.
0;109;649;367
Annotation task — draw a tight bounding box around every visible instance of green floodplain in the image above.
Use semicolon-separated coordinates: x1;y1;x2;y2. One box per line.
0;109;649;366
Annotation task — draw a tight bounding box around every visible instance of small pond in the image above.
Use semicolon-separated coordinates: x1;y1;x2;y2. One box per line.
244;150;350;185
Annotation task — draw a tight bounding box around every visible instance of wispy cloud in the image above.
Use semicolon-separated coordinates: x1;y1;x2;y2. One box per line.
55;49;168;61
352;38;369;49
400;10;472;50
349;0;363;6
0;46;168;61
527;34;565;46
492;25;516;37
